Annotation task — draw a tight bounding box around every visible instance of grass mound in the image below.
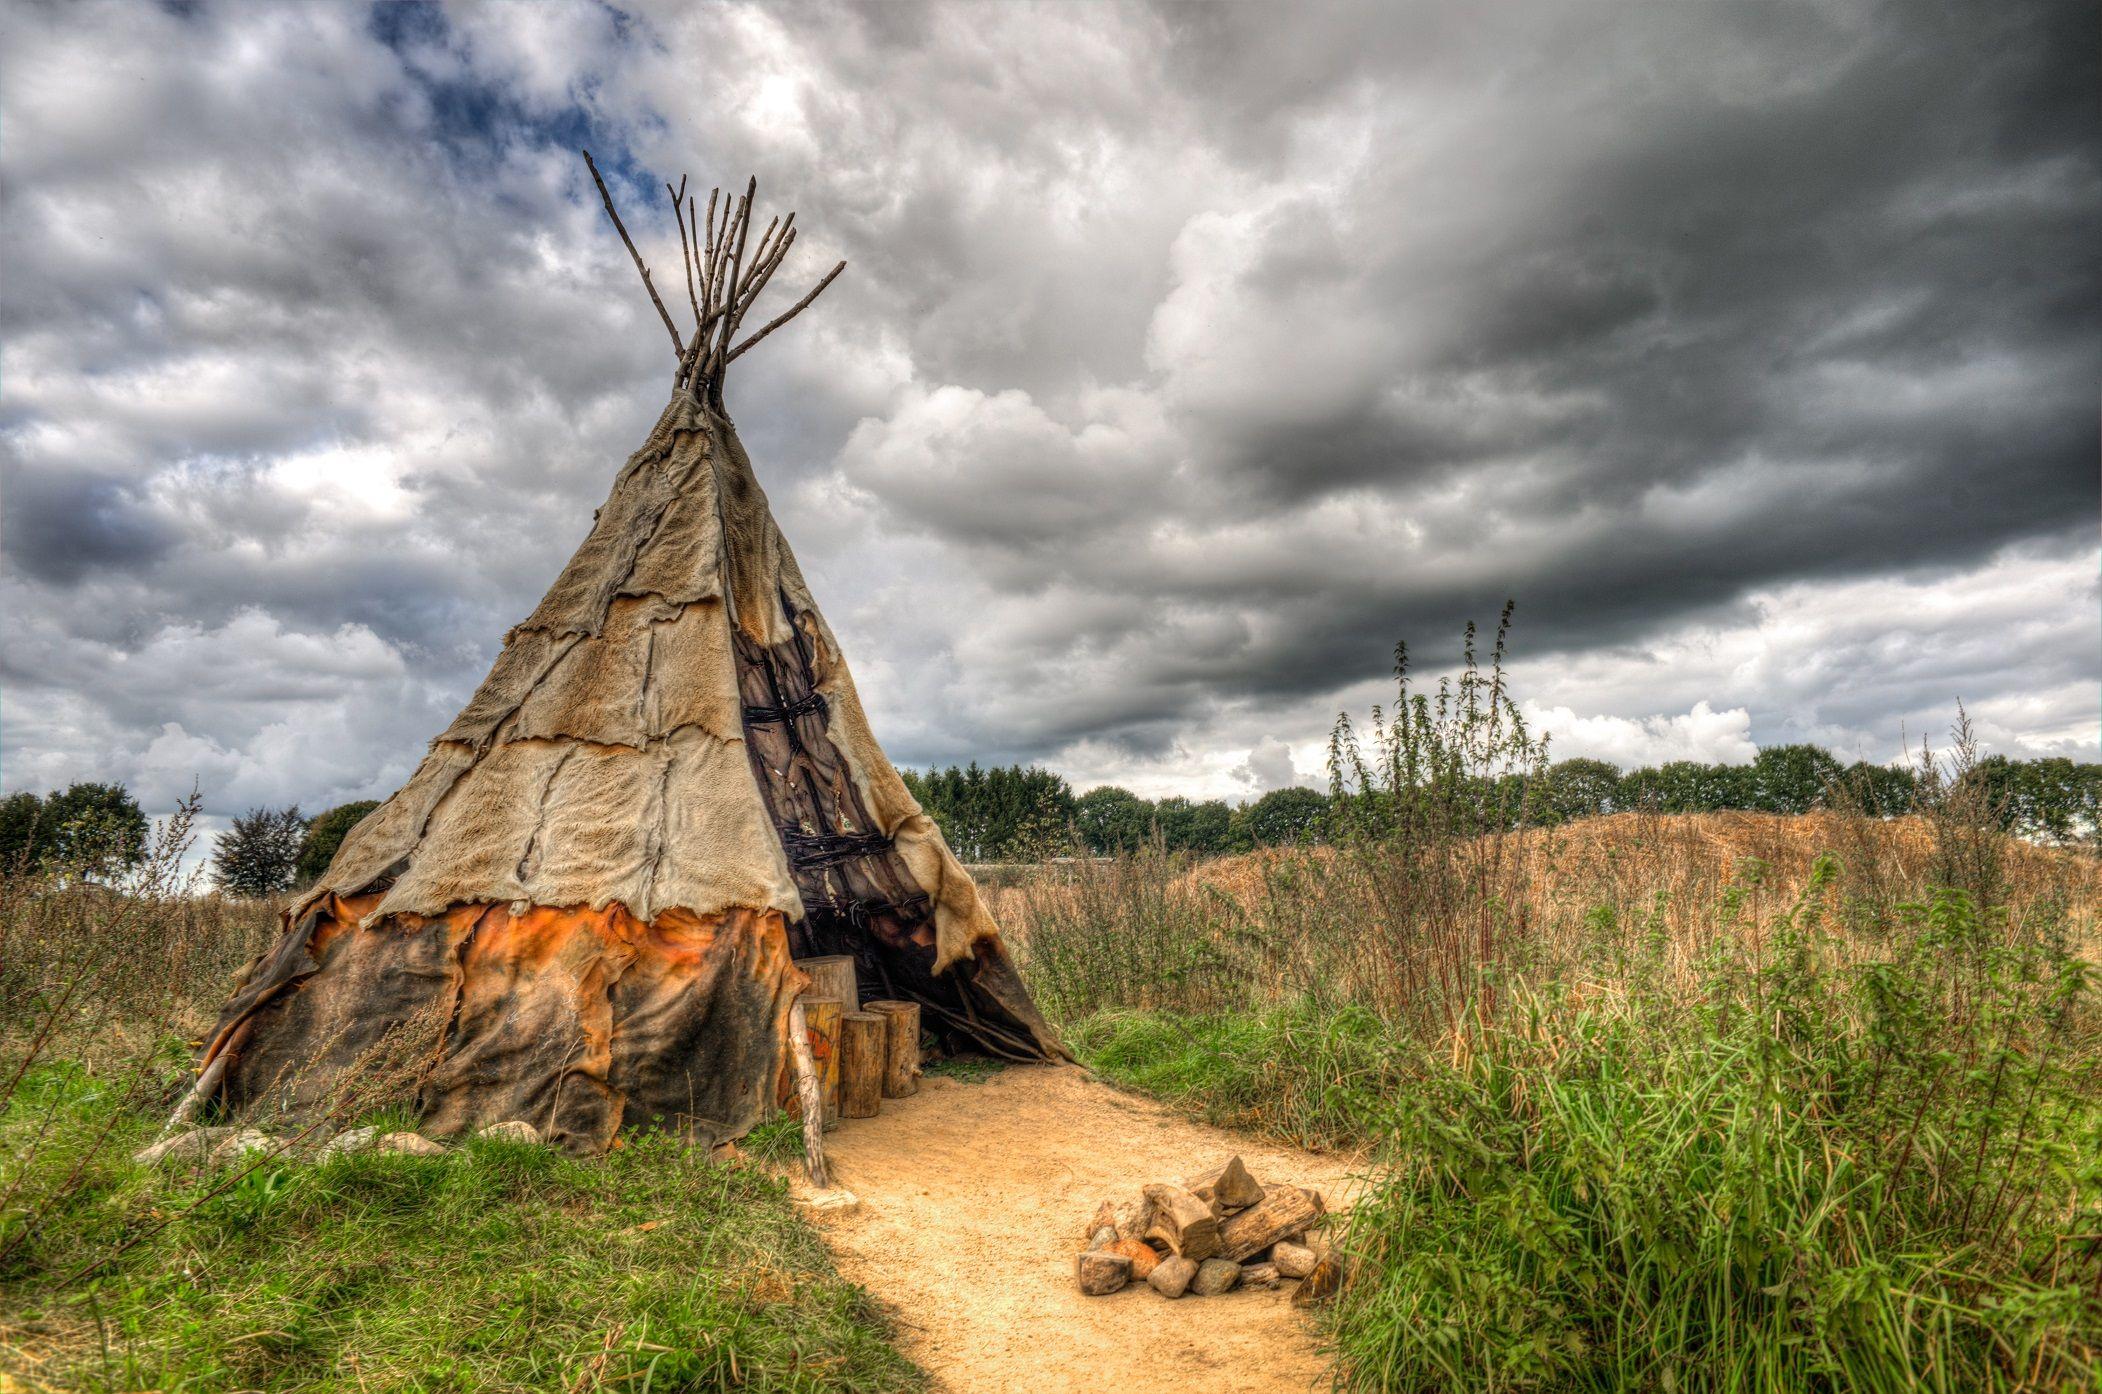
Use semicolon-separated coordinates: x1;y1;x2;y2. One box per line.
0;1066;920;1392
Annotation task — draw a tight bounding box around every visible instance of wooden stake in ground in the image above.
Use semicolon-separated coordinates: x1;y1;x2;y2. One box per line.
784;997;829;1188
802;996;844;1127
839;1011;886;1120
863;999;922;1097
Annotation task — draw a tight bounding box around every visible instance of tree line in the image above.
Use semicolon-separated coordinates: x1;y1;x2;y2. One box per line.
5;743;2094;895
907;746;2102;859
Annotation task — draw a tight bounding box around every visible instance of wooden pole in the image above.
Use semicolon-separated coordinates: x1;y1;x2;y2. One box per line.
863;999;922;1099
784;997;830;1188
802;996;843;1128
839;1011;886;1120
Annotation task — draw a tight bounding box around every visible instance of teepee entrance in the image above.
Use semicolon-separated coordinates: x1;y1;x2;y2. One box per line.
182;158;1064;1157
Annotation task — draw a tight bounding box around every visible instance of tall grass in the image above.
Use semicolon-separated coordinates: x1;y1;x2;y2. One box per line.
1014;623;2102;1391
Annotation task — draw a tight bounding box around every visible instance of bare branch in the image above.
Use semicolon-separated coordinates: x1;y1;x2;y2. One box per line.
669;177;702;335
727;259;846;364
730;225;797;336
709;177;758;383
582;149;683;359
701;186;721;311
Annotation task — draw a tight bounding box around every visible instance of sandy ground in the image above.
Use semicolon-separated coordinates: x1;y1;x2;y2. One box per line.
796;1063;1364;1394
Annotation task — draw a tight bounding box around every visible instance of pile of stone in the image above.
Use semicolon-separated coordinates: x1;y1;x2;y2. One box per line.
1075;1155;1338;1302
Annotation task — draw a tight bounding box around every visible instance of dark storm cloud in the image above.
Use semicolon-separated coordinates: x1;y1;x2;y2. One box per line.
2;0;2094;819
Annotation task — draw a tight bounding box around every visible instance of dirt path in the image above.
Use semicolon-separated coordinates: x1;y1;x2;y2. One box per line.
796;1063;1363;1394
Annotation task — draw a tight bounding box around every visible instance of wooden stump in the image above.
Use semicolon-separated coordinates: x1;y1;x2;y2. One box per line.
862;999;922;1098
797;955;859;1010
802;996;843;1128
839;1010;886;1120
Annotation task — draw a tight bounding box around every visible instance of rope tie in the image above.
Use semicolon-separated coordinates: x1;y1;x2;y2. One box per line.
742;691;828;727
779;827;893;872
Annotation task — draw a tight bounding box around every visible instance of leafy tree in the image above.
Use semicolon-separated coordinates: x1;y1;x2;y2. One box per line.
212;805;307;898
1749;744;1845;813
1620;760;1752;813
1839;761;1916;817
295;800;382;884
900;764;1075;862
0;791;49;872
1073;786;1154;854
1234;786;1330;846
1535;758;1623;824
42;782;149;879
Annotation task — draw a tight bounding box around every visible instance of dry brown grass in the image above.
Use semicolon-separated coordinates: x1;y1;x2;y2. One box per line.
1172;812;2101;915
1009;810;2102;1028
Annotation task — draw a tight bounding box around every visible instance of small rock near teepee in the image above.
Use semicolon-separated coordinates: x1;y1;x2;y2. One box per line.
477;1120;543;1145
1271;1240;1317;1279
133;1126;233;1167
1190;1258;1241;1296
209;1129;272;1165
376;1132;446;1156
1108;1238;1161;1281
1077;1248;1131;1296
1087;1225;1120;1251
320;1126;379;1159
1241;1262;1280;1289
1148;1254;1198;1298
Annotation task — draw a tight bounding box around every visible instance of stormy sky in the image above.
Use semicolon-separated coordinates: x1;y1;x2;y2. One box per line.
3;0;2096;826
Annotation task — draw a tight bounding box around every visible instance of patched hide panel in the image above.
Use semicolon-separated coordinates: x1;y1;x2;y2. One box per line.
216;892;800;1153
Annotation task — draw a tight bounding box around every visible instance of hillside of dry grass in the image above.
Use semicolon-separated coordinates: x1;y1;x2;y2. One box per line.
1011;807;2102;1390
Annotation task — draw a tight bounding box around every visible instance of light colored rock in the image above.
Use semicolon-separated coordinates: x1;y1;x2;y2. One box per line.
477;1120;543;1145
1242;1262;1280;1289
1076;1248;1131;1296
132;1126;232;1166
1087;1225;1119;1251
375;1132;446;1156
799;1187;860;1215
1190;1258;1241;1296
209;1129;273;1165
1147;1254;1198;1298
320;1126;379;1159
1271;1240;1317;1279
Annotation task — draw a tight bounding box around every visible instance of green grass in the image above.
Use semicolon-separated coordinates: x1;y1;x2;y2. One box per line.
1068;1003;1404;1152
0;1064;922;1393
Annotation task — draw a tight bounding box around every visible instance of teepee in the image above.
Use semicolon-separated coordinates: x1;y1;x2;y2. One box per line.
184;157;1065;1157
